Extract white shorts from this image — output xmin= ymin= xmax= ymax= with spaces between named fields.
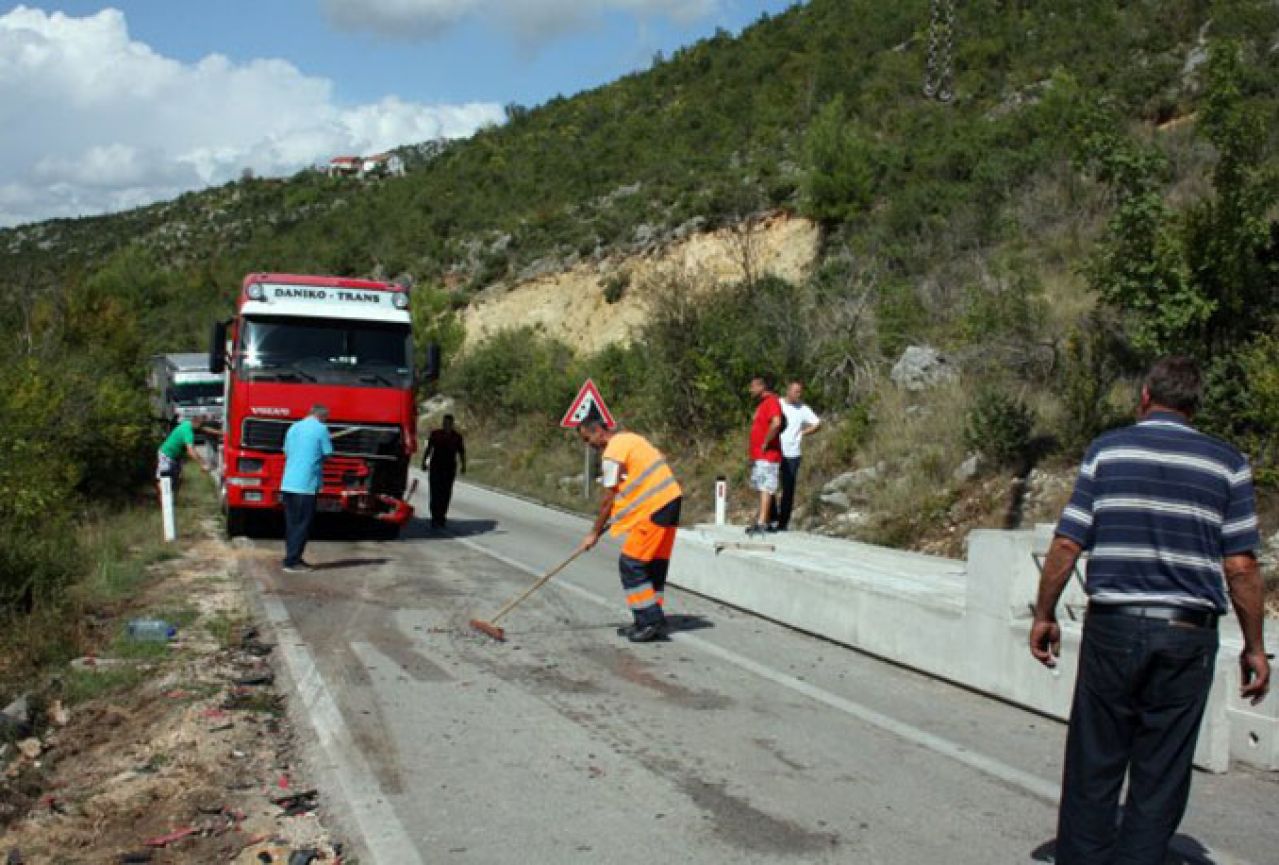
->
xmin=750 ymin=460 xmax=780 ymax=494
xmin=156 ymin=452 xmax=181 ymax=480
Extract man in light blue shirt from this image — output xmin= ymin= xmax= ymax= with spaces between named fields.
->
xmin=281 ymin=404 xmax=332 ymax=572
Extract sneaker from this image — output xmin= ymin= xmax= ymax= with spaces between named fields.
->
xmin=282 ymin=561 xmax=315 ymax=574
xmin=627 ymin=622 xmax=668 ymax=643
xmin=615 ymin=623 xmax=639 ymax=638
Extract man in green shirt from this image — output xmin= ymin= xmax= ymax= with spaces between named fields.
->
xmin=156 ymin=418 xmax=208 ymax=501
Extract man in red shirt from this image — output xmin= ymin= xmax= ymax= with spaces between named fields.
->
xmin=747 ymin=376 xmax=784 ymax=536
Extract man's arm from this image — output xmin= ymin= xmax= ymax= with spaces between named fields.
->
xmin=1225 ymin=553 xmax=1270 ymax=705
xmin=766 ymin=414 xmax=782 ymax=447
xmin=580 ymin=487 xmax=617 ymax=552
xmin=421 ymin=438 xmax=434 ymax=469
xmin=1029 ymin=536 xmax=1083 ymax=667
xmin=184 ymin=443 xmax=207 ymax=471
xmin=458 ymin=436 xmax=467 ymax=474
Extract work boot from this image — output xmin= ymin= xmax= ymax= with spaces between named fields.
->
xmin=627 ymin=622 xmax=668 ymax=643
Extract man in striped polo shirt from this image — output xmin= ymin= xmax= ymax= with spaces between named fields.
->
xmin=1030 ymin=356 xmax=1269 ymax=865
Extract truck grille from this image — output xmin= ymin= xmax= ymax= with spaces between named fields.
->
xmin=241 ymin=419 xmax=401 ymax=461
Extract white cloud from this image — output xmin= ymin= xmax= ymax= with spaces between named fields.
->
xmin=322 ymin=0 xmax=720 ymax=43
xmin=0 ymin=6 xmax=504 ymax=227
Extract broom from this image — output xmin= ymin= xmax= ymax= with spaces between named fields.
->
xmin=469 ymin=546 xmax=589 ymax=642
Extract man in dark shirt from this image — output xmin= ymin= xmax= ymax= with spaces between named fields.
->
xmin=421 ymin=414 xmax=466 ymax=527
xmin=1031 ymin=357 xmax=1269 ymax=865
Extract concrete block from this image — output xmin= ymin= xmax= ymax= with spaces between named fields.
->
xmin=671 ymin=524 xmax=1276 ymax=773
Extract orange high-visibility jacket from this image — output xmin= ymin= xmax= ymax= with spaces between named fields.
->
xmin=602 ymin=432 xmax=682 ymax=536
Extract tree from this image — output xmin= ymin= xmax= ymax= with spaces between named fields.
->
xmin=800 ymin=96 xmax=877 ymax=225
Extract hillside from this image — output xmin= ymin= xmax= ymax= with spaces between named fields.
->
xmin=2 ymin=0 xmax=1279 ymax=629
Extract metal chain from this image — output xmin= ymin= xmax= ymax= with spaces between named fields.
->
xmin=923 ymin=0 xmax=957 ymax=103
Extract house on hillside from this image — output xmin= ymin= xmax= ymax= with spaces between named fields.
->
xmin=326 ymin=153 xmax=405 ymax=179
xmin=328 ymin=156 xmax=362 ymax=177
xmin=361 ymin=153 xmax=406 ymax=178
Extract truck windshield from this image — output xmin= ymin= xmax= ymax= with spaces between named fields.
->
xmin=172 ymin=382 xmax=223 ymax=405
xmin=238 ymin=316 xmax=413 ymax=388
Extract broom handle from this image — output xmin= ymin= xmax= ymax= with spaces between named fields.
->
xmin=489 ymin=548 xmax=587 ymax=625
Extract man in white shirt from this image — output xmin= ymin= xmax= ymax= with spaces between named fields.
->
xmin=774 ymin=381 xmax=821 ymax=531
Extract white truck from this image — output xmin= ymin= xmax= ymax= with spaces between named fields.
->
xmin=149 ymin=352 xmax=225 ymax=440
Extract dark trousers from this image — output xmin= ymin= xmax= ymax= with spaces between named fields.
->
xmin=1056 ymin=612 xmax=1218 ymax=865
xmin=429 ymin=467 xmax=457 ymax=524
xmin=282 ymin=492 xmax=317 ymax=567
xmin=774 ymin=456 xmax=802 ymax=530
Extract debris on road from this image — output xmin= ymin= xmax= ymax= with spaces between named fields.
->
xmin=0 ymin=520 xmax=344 ymax=863
xmin=143 ymin=827 xmax=196 ymax=848
xmin=272 ymin=790 xmax=319 ymax=817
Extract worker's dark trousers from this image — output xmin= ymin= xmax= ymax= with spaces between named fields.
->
xmin=282 ymin=492 xmax=317 ymax=567
xmin=1056 ymin=613 xmax=1218 ymax=865
xmin=429 ymin=467 xmax=456 ymax=524
xmin=774 ymin=457 xmax=802 ymax=530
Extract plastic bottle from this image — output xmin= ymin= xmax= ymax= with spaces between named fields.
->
xmin=126 ymin=618 xmax=177 ymax=642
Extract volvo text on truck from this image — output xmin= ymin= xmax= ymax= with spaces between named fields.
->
xmin=210 ymin=273 xmax=418 ymax=537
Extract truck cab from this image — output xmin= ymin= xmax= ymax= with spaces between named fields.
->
xmin=211 ymin=273 xmax=418 ymax=537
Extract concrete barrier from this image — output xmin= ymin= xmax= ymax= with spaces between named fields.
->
xmin=671 ymin=524 xmax=1278 ymax=773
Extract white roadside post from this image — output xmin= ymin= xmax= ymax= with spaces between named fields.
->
xmin=160 ymin=477 xmax=176 ymax=542
xmin=714 ymin=475 xmax=728 ymax=526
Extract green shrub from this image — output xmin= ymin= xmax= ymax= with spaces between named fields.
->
xmin=1200 ymin=333 xmax=1279 ymax=485
xmin=964 ymin=385 xmax=1035 ymax=468
xmin=1054 ymin=314 xmax=1134 ymax=453
xmin=602 ymin=271 xmax=630 ymax=304
xmin=445 ymin=328 xmax=579 ymax=420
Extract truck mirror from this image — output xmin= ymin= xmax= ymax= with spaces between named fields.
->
xmin=209 ymin=321 xmax=227 ymax=374
xmin=425 ymin=343 xmax=441 ymax=382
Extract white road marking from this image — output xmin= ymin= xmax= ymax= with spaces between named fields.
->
xmin=449 ymin=533 xmax=1258 ymax=865
xmin=260 ymin=594 xmax=425 ymax=865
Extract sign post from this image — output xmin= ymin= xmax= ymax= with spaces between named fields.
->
xmin=560 ymin=379 xmax=617 ymax=500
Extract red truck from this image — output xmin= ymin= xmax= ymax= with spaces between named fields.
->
xmin=210 ymin=273 xmax=419 ymax=537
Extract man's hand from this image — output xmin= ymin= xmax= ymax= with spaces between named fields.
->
xmin=1240 ymin=650 xmax=1271 ymax=706
xmin=1029 ymin=617 xmax=1061 ymax=668
xmin=579 ymin=531 xmax=601 ymax=553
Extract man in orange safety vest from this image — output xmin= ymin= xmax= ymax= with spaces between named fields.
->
xmin=578 ymin=418 xmax=683 ymax=643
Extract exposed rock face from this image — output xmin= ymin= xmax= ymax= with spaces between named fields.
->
xmin=461 ymin=213 xmax=822 ymax=355
xmin=890 ymin=346 xmax=958 ymax=392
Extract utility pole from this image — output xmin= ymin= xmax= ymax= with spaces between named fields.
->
xmin=923 ymin=0 xmax=957 ymax=103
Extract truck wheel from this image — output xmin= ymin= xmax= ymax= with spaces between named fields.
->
xmin=370 ymin=520 xmax=401 ymax=541
xmin=225 ymin=507 xmax=249 ymax=538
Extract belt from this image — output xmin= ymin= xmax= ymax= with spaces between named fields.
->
xmin=1087 ymin=603 xmax=1218 ymax=629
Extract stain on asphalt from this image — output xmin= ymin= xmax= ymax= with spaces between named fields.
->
xmin=584 ymin=647 xmax=733 ymax=711
xmin=753 ymin=737 xmax=810 ymax=772
xmin=525 ymin=666 xmax=603 ymax=695
xmin=667 ymin=763 xmax=840 ymax=855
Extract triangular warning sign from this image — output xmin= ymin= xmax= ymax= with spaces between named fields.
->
xmin=560 ymin=379 xmax=617 ymax=429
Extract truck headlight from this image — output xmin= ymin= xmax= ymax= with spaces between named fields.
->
xmin=246 ymin=284 xmax=265 ymax=301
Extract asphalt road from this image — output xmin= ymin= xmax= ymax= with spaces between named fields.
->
xmin=241 ymin=479 xmax=1278 ymax=865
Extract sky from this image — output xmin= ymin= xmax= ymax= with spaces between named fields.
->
xmin=0 ymin=1 xmax=798 ymax=228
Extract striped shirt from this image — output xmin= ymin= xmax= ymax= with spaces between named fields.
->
xmin=1056 ymin=411 xmax=1260 ymax=613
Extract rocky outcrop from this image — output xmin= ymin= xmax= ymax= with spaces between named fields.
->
xmin=461 ymin=213 xmax=822 ymax=355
